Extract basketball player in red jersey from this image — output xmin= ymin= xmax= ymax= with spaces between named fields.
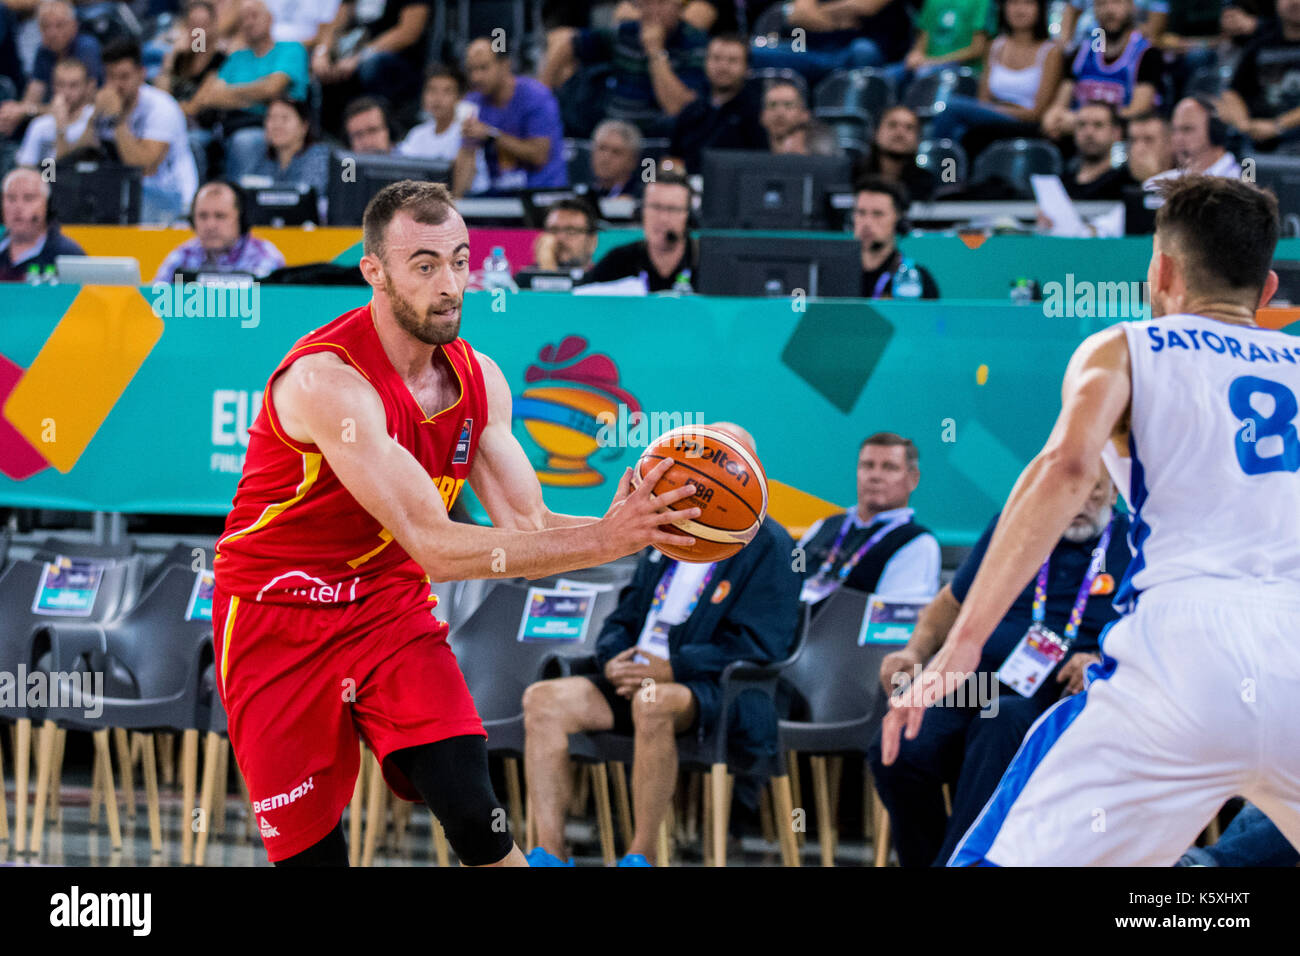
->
xmin=212 ymin=181 xmax=700 ymax=866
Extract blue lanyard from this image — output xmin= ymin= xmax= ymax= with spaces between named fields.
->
xmin=813 ymin=513 xmax=911 ymax=583
xmin=1031 ymin=520 xmax=1113 ymax=643
xmin=651 ymin=561 xmax=715 ymax=620
xmin=871 ymin=269 xmax=893 ymax=299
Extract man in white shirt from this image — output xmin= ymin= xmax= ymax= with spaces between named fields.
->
xmin=15 ymin=56 xmax=95 ymax=167
xmin=89 ymin=39 xmax=198 ymax=224
xmin=263 ymin=0 xmax=339 ymax=47
xmin=396 ymin=64 xmax=487 ymax=191
xmin=796 ymin=432 xmax=940 ymax=609
xmin=1148 ymin=95 xmax=1241 ymax=185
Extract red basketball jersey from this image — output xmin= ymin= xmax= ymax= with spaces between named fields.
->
xmin=214 ymin=304 xmax=487 ymax=604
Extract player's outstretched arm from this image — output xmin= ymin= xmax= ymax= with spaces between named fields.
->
xmin=274 ymin=352 xmax=701 ymax=582
xmin=468 ymin=349 xmax=607 ymax=531
xmin=880 ymin=326 xmax=1131 ymax=765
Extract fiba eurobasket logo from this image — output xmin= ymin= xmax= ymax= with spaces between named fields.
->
xmin=513 ymin=336 xmax=640 ymax=487
xmin=0 ymin=288 xmax=162 ymax=481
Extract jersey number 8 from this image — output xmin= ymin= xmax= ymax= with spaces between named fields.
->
xmin=1230 ymin=375 xmax=1300 ymax=476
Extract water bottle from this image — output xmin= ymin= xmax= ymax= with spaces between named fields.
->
xmin=1010 ymin=277 xmax=1033 ymax=305
xmin=671 ymin=269 xmax=693 ymax=294
xmin=25 ymin=263 xmax=41 ymax=286
xmin=42 ymin=264 xmax=58 ymax=285
xmin=481 ymin=246 xmax=518 ymax=293
xmin=891 ymin=258 xmax=923 ymax=299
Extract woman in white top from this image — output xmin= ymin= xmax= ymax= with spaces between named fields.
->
xmin=928 ymin=0 xmax=1063 ymax=150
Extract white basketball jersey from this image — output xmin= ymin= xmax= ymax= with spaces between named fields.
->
xmin=1104 ymin=315 xmax=1300 ymax=609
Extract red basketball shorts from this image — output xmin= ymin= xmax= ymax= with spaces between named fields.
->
xmin=212 ymin=581 xmax=484 ymax=861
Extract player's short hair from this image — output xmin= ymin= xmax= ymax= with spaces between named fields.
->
xmin=860 ymin=432 xmax=918 ymax=469
xmin=363 ymin=180 xmax=457 ymax=263
xmin=1153 ymin=175 xmax=1279 ymax=297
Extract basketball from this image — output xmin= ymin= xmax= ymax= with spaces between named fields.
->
xmin=632 ymin=425 xmax=769 ymax=563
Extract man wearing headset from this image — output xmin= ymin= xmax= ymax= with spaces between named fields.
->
xmin=153 ymin=180 xmax=285 ymax=282
xmin=581 ymin=162 xmax=698 ymax=292
xmin=0 ymin=167 xmax=85 ymax=281
xmin=1150 ymin=96 xmax=1240 ymax=183
xmin=853 ymin=176 xmax=940 ymax=300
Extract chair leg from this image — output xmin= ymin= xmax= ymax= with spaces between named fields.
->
xmin=657 ymin=816 xmax=671 ymax=867
xmin=348 ymin=743 xmax=366 ymax=867
xmin=871 ymin=785 xmax=891 ymax=868
xmin=194 ymin=731 xmax=222 ymax=866
xmin=92 ymin=729 xmax=123 ymax=851
xmin=28 ymin=719 xmax=58 ymax=855
xmin=14 ymin=718 xmax=30 ymax=854
xmin=609 ymin=760 xmax=634 ymax=852
xmin=212 ymin=741 xmax=229 ymax=835
xmin=431 ymin=813 xmax=450 ymax=867
xmin=827 ymin=755 xmax=843 ymax=832
xmin=524 ymin=793 xmax=537 ymax=853
xmin=503 ymin=756 xmax=524 ymax=841
xmin=113 ymin=727 xmax=135 ymax=820
xmin=809 ymin=755 xmax=835 ymax=867
xmin=710 ymin=763 xmax=728 ymax=867
xmin=179 ymin=729 xmax=198 ymax=865
xmin=137 ymin=732 xmax=163 ymax=853
xmin=683 ymin=772 xmax=700 ymax=844
xmin=771 ymin=774 xmax=801 ymax=867
xmin=158 ymin=732 xmax=176 ymax=787
xmin=568 ymin=763 xmax=590 ymax=817
xmin=701 ymin=773 xmax=713 ymax=866
xmin=50 ymin=729 xmax=66 ymax=823
xmin=361 ymin=749 xmax=387 ymax=867
xmin=788 ymin=751 xmax=806 ymax=847
xmin=0 ymin=729 xmax=9 ymax=843
xmin=590 ymin=763 xmax=616 ymax=866
xmin=758 ymin=786 xmax=776 ymax=844
xmin=88 ymin=744 xmax=103 ymax=826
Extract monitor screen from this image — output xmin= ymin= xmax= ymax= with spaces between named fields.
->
xmin=694 ymin=232 xmax=862 ymax=297
xmin=699 ymin=150 xmax=851 ymax=230
xmin=326 ymin=151 xmax=453 ymax=226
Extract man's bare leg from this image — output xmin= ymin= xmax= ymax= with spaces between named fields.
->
xmin=522 ymin=677 xmax=615 ymax=860
xmin=626 ymin=684 xmax=696 ymax=862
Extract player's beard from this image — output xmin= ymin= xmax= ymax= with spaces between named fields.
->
xmin=384 ymin=273 xmax=461 ymax=345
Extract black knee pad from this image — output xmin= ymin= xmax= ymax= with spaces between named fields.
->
xmin=273 ymin=820 xmax=349 ymax=867
xmin=390 ymin=735 xmax=515 ymax=866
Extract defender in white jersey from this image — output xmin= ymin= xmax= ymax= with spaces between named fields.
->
xmin=881 ymin=175 xmax=1300 ymax=865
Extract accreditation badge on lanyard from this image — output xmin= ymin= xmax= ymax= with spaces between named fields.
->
xmin=996 ymin=521 xmax=1112 ymax=697
xmin=634 ymin=562 xmax=715 ymax=663
xmin=799 ymin=513 xmax=910 ymax=604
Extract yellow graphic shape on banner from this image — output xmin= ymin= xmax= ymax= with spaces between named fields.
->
xmin=4 ymin=286 xmax=163 ymax=473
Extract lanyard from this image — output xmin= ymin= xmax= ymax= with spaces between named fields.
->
xmin=871 ymin=269 xmax=893 ymax=299
xmin=1031 ymin=519 xmax=1113 ymax=643
xmin=814 ymin=512 xmax=911 ymax=584
xmin=651 ymin=560 xmax=715 ymax=621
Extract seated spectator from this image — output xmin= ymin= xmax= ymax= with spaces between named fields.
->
xmin=87 ymin=39 xmax=198 ymax=224
xmin=185 ymin=0 xmax=310 ymax=180
xmin=889 ymin=0 xmax=994 ymax=92
xmin=520 ymin=423 xmax=801 ymax=866
xmin=853 ymin=177 xmax=940 ymax=299
xmin=668 ymin=33 xmax=766 ymax=170
xmin=542 ymin=0 xmax=708 ymax=136
xmin=343 ymin=95 xmax=394 ymax=153
xmin=855 ymin=105 xmax=936 ymax=203
xmin=154 ymin=179 xmax=285 ymax=281
xmin=748 ymin=0 xmax=914 ymax=85
xmin=154 ymin=1 xmax=227 ymax=107
xmin=1041 ymin=0 xmax=1161 ymax=141
xmin=454 ymin=38 xmax=567 ymax=196
xmin=1151 ymin=96 xmax=1240 ymax=180
xmin=243 ymin=95 xmax=329 ymax=196
xmin=581 ymin=164 xmax=696 ymax=292
xmin=1126 ymin=109 xmax=1175 ymax=184
xmin=1219 ymin=1 xmax=1300 ymax=150
xmin=929 ymin=0 xmax=1065 ymax=156
xmin=760 ymin=77 xmax=836 ymax=156
xmin=261 ymin=0 xmax=339 ymax=49
xmin=526 ymin=196 xmax=600 ymax=276
xmin=0 ymin=0 xmax=101 ymax=136
xmin=15 ymin=55 xmax=95 ymax=166
xmin=0 ymin=166 xmax=85 ymax=281
xmin=1144 ymin=0 xmax=1226 ymax=86
xmin=1221 ymin=2 xmax=1271 ymax=46
xmin=311 ymin=0 xmax=430 ymax=135
xmin=1177 ymin=803 xmax=1300 ymax=867
xmin=797 ymin=433 xmax=940 ymax=611
xmin=0 ymin=4 xmax=23 ymax=101
xmin=397 ymin=65 xmax=472 ymax=162
xmin=578 ymin=118 xmax=644 ymax=200
xmin=867 ymin=467 xmax=1131 ymax=867
xmin=1060 ymin=101 xmax=1134 ymax=199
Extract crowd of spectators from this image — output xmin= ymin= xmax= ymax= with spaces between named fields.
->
xmin=0 ymin=0 xmax=1296 ymax=277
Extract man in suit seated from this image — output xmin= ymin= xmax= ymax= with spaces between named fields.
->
xmin=521 ymin=423 xmax=802 ymax=866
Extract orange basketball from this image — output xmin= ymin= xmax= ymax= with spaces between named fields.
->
xmin=632 ymin=425 xmax=768 ymax=563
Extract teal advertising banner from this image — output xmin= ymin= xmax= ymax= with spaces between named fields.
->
xmin=3 ymin=285 xmax=1296 ymax=544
